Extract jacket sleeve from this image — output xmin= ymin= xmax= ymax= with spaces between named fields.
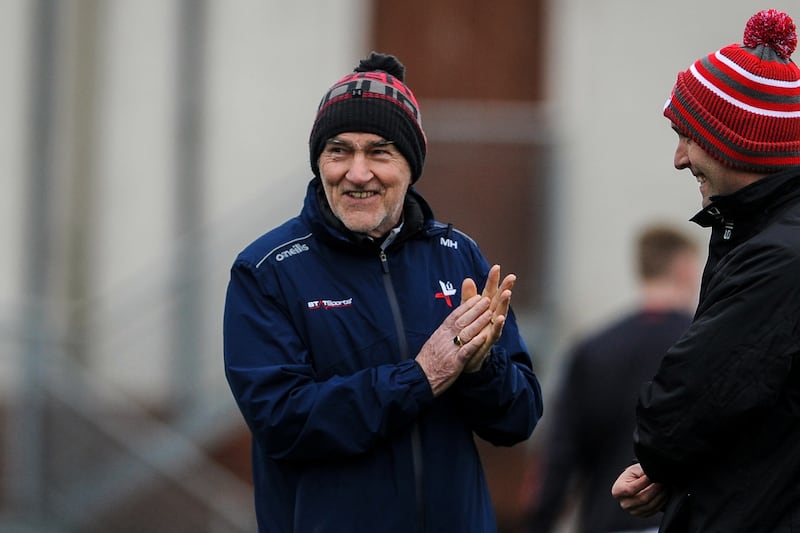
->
xmin=223 ymin=261 xmax=435 ymax=462
xmin=634 ymin=241 xmax=800 ymax=483
xmin=449 ymin=305 xmax=543 ymax=446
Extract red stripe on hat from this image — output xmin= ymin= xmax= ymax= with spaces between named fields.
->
xmin=696 ymin=51 xmax=800 ymax=114
xmin=667 ymin=77 xmax=800 ymax=170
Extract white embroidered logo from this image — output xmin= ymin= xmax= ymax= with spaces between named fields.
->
xmin=440 ymin=237 xmax=458 ymax=249
xmin=307 ymin=298 xmax=353 ymax=310
xmin=276 ymin=243 xmax=309 ymax=261
xmin=434 ymin=280 xmax=457 ymax=307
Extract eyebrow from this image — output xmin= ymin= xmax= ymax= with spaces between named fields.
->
xmin=325 ymin=138 xmax=396 ymax=149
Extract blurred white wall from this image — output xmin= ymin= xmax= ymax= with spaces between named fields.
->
xmin=0 ymin=0 xmax=370 ymax=402
xmin=0 ymin=1 xmax=30 ymax=397
xmin=89 ymin=0 xmax=372 ymax=401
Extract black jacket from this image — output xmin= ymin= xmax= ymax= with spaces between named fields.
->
xmin=635 ymin=167 xmax=800 ymax=533
xmin=529 ymin=310 xmax=691 ymax=533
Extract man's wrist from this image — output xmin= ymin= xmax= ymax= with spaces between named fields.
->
xmin=463 ymin=346 xmax=494 ymax=374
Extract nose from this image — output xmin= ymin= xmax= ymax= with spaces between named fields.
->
xmin=345 ymin=153 xmax=373 ymax=183
xmin=674 ymin=137 xmax=690 ymax=170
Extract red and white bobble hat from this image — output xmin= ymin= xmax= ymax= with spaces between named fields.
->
xmin=664 ymin=9 xmax=800 ymax=172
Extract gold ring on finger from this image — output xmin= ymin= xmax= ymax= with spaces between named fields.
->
xmin=453 ymin=335 xmax=463 ymax=347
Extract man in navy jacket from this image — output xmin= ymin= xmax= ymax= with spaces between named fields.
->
xmin=223 ymin=52 xmax=543 ymax=532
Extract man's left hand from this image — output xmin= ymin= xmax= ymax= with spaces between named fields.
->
xmin=460 ymin=264 xmax=515 ymax=373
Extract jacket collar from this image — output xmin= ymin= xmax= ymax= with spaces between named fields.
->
xmin=688 ymin=167 xmax=800 ymax=304
xmin=691 ymin=166 xmax=800 ymax=230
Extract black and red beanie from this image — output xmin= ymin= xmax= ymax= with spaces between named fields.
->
xmin=309 ymin=52 xmax=427 ymax=182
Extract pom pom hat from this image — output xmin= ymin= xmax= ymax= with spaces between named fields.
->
xmin=663 ymin=9 xmax=800 ymax=172
xmin=309 ymin=52 xmax=427 ymax=182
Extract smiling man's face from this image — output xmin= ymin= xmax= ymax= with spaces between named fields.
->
xmin=318 ymin=132 xmax=412 ymax=238
xmin=671 ymin=126 xmax=762 ymax=207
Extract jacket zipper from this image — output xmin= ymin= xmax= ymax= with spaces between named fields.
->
xmin=379 ymin=249 xmax=425 ymax=533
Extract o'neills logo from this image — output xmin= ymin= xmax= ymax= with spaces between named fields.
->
xmin=275 ymin=243 xmax=309 ymax=261
xmin=307 ymin=298 xmax=353 ymax=310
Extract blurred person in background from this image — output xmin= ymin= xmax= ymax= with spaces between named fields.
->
xmin=223 ymin=52 xmax=543 ymax=533
xmin=525 ymin=224 xmax=700 ymax=533
xmin=612 ymin=9 xmax=800 ymax=533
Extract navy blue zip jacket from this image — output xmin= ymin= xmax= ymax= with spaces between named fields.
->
xmin=224 ymin=178 xmax=543 ymax=532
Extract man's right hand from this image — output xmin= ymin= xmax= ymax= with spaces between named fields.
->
xmin=415 ymin=294 xmax=492 ymax=396
xmin=611 ymin=463 xmax=668 ymax=517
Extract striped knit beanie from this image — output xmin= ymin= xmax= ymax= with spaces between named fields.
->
xmin=663 ymin=9 xmax=800 ymax=172
xmin=309 ymin=52 xmax=427 ymax=182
